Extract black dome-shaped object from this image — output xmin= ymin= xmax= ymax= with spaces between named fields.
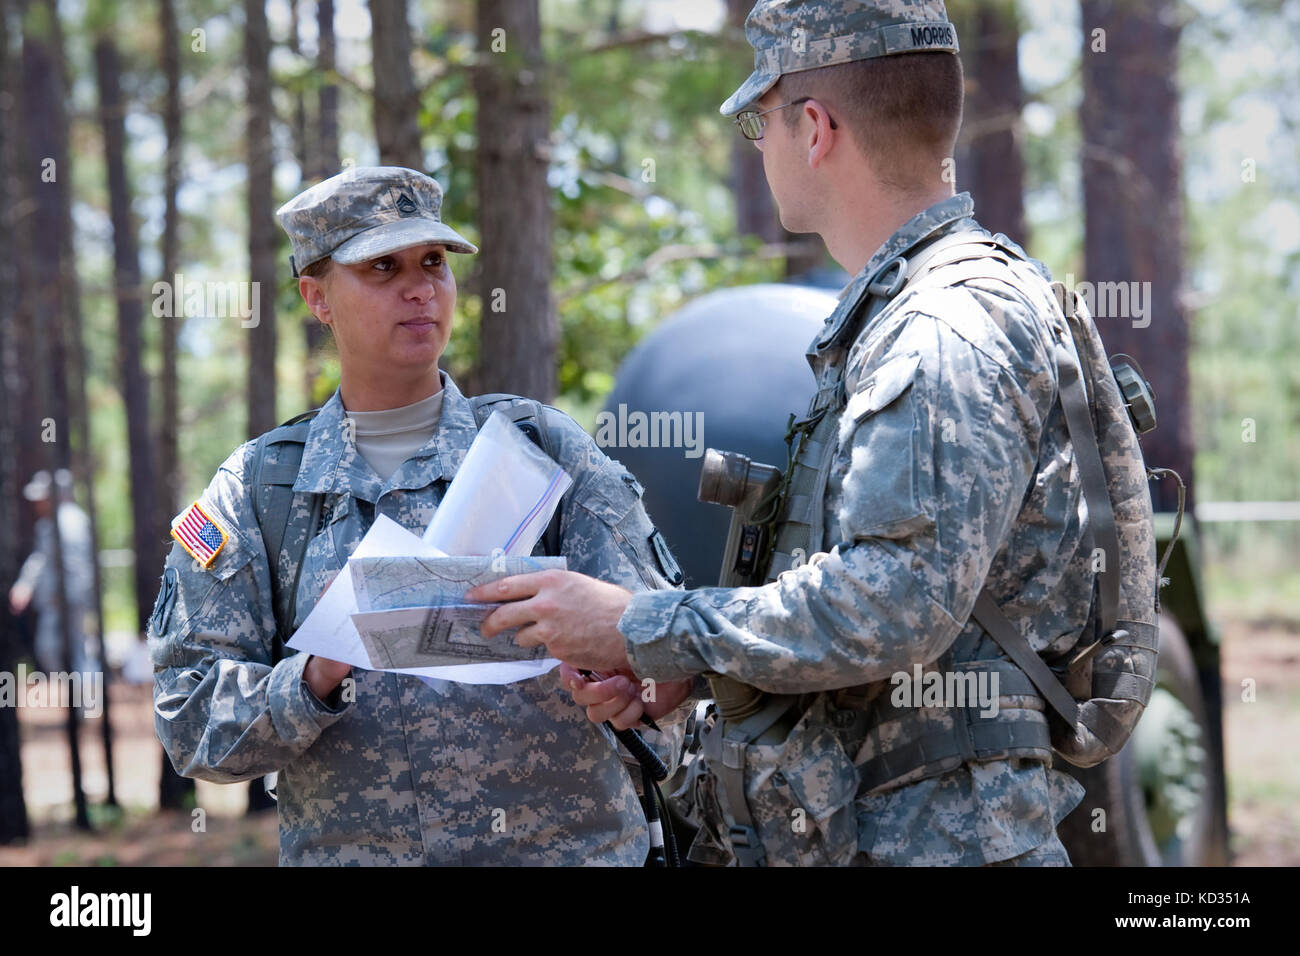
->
xmin=601 ymin=283 xmax=836 ymax=587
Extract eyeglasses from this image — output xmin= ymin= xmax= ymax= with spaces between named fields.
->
xmin=733 ymin=97 xmax=837 ymax=141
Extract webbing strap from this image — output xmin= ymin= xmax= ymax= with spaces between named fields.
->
xmin=865 ymin=664 xmax=1040 ymax=721
xmin=902 ymin=235 xmax=1011 ymax=279
xmin=252 ymin=420 xmax=319 ymax=660
xmin=851 ymin=663 xmax=1054 ymax=796
xmin=940 ymin=253 xmax=1120 ymax=728
xmin=804 ymin=235 xmax=1015 ymax=552
xmin=782 ymin=494 xmax=815 ymax=524
xmin=701 ymin=693 xmax=800 ymax=866
xmin=940 ymin=650 xmax=978 ymax=765
xmin=972 ymin=592 xmax=1079 ymax=725
xmin=748 ymin=232 xmax=1085 ymax=806
xmin=758 ymin=235 xmax=993 ymax=589
xmin=857 ymin=717 xmax=1052 ymax=795
xmin=766 ymin=551 xmax=798 ymax=577
xmin=1055 ymin=343 xmax=1122 ymax=637
xmin=1094 ymin=670 xmax=1156 ymax=703
xmin=914 ymin=246 xmax=1116 ymax=728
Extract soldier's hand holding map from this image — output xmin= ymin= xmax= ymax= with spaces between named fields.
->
xmin=349 ymin=554 xmax=566 ymax=669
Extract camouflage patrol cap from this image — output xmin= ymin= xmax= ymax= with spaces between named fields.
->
xmin=275 ymin=166 xmax=477 ymax=276
xmin=720 ymin=0 xmax=959 ymax=116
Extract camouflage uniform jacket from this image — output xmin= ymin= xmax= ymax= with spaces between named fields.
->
xmin=150 ymin=373 xmax=682 ymax=865
xmin=620 ymin=194 xmax=1088 ymax=865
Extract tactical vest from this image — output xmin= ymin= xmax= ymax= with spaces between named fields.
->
xmin=698 ymin=229 xmax=1163 ymax=865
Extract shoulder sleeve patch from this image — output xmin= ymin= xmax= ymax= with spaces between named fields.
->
xmin=170 ymin=500 xmax=230 ymax=570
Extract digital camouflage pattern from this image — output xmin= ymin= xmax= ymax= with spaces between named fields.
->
xmin=621 ymin=193 xmax=1094 ymax=865
xmin=149 ymin=373 xmax=685 ymax=865
xmin=720 ymin=0 xmax=959 ymax=115
xmin=275 ymin=166 xmax=478 ymax=274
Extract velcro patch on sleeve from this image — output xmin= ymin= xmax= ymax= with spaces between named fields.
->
xmin=842 ymin=351 xmax=922 ymax=443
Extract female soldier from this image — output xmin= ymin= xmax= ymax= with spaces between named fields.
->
xmin=150 ymin=166 xmax=686 ymax=865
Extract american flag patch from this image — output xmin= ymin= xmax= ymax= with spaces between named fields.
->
xmin=171 ymin=501 xmax=229 ymax=569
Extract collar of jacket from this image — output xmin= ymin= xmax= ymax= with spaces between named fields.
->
xmin=291 ymin=370 xmax=481 ymax=500
xmin=810 ymin=191 xmax=977 ymax=356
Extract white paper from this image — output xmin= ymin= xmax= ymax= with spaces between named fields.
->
xmin=286 ymin=514 xmax=442 ymax=669
xmin=423 ymin=410 xmax=573 ymax=557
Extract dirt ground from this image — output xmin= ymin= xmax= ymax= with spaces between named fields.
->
xmin=0 ymin=681 xmax=280 ymax=866
xmin=1 ymin=616 xmax=1296 ymax=867
xmin=1217 ymin=617 xmax=1300 ymax=866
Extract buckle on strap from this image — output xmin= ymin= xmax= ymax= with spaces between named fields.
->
xmin=698 ymin=717 xmax=756 ymax=770
xmin=728 ymin=825 xmax=767 ymax=867
xmin=684 ymin=700 xmax=715 ymax=756
xmin=699 ymin=712 xmax=772 ymax=867
xmin=721 ymin=738 xmax=746 ymax=770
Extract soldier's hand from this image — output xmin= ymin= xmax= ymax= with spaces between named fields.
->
xmin=467 ymin=570 xmax=633 ymax=671
xmin=558 ymin=663 xmax=694 ymax=731
xmin=303 ymin=655 xmax=351 ymax=704
xmin=8 ymin=582 xmax=32 ymax=615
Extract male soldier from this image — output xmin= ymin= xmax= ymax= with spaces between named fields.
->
xmin=473 ymin=0 xmax=1117 ymax=866
xmin=10 ymin=470 xmax=97 ymax=676
xmin=149 ymin=166 xmax=684 ymax=865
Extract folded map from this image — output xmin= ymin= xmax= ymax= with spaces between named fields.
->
xmin=348 ymin=555 xmax=566 ymax=669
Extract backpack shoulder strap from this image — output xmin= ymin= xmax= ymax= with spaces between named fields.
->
xmin=469 ymin=393 xmax=564 ymax=557
xmin=964 ymin=253 xmax=1124 ymax=725
xmin=469 ymin=392 xmax=555 ymax=455
xmin=251 ymin=409 xmax=322 ymax=661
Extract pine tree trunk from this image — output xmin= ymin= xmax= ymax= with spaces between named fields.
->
xmin=287 ymin=0 xmax=308 ymax=174
xmin=956 ymin=0 xmax=1027 ymax=241
xmin=726 ymin=0 xmax=780 ymax=245
xmin=159 ymin=0 xmax=181 ymax=523
xmin=473 ymin=0 xmax=557 ymax=402
xmin=723 ymin=0 xmax=820 ymax=278
xmin=1080 ymin=0 xmax=1192 ymax=511
xmin=246 ymin=0 xmax=278 ymax=438
xmin=20 ymin=0 xmax=88 ymax=830
xmin=316 ymin=0 xmax=340 ymax=179
xmin=0 ymin=0 xmax=29 ymax=845
xmin=370 ymin=0 xmax=423 ymax=168
xmin=302 ymin=0 xmax=339 ymax=406
xmin=96 ymin=34 xmax=159 ymax=638
xmin=155 ymin=0 xmax=194 ymax=811
xmin=246 ymin=0 xmax=281 ymax=814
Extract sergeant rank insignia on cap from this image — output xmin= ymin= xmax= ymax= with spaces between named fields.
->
xmin=171 ymin=500 xmax=229 ymax=569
